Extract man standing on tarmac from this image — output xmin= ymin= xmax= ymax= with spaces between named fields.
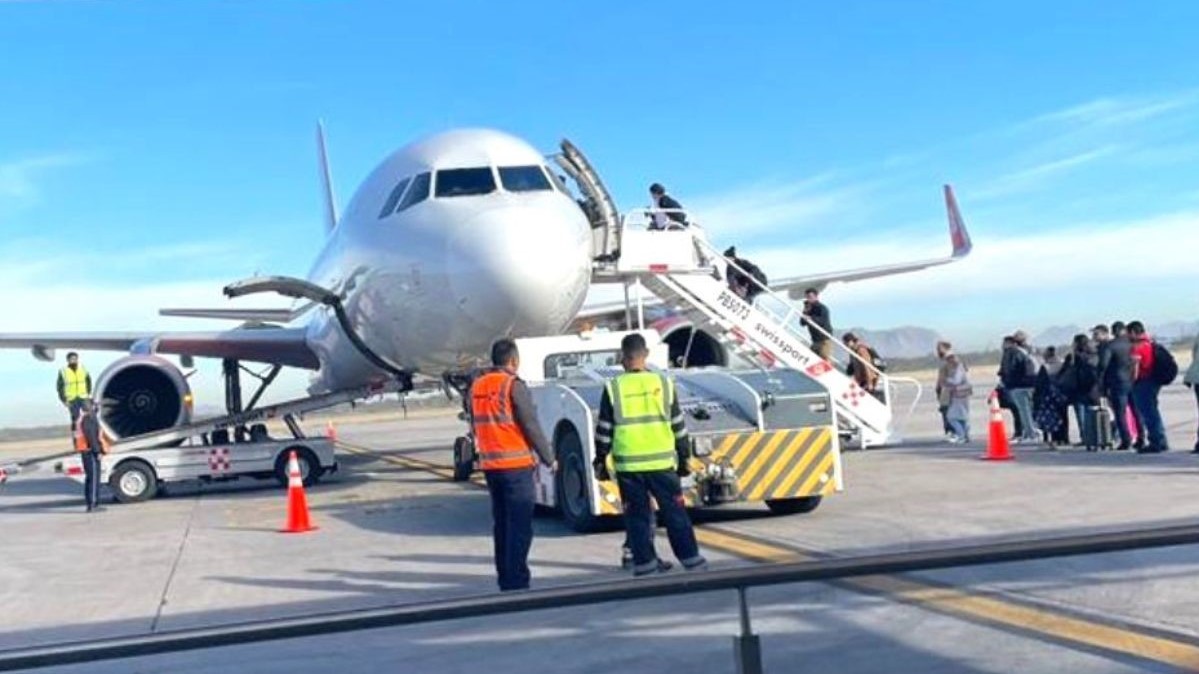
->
xmin=593 ymin=333 xmax=707 ymax=576
xmin=74 ymin=398 xmax=107 ymax=512
xmin=1129 ymin=321 xmax=1169 ymax=453
xmin=469 ymin=339 xmax=555 ymax=592
xmin=57 ymin=351 xmax=91 ymax=427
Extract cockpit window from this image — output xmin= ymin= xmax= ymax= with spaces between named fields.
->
xmin=396 ymin=172 xmax=431 ymax=212
xmin=499 ymin=165 xmax=552 ymax=193
xmin=434 ymin=167 xmax=496 ymax=198
xmin=378 ymin=177 xmax=411 ymax=219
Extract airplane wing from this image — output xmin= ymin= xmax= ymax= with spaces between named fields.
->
xmin=569 ymin=185 xmax=972 ymax=329
xmin=0 ymin=327 xmax=319 ymax=369
xmin=769 ymin=184 xmax=972 ymax=298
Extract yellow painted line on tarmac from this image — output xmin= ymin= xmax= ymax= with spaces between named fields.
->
xmin=337 ymin=439 xmax=1199 ymax=670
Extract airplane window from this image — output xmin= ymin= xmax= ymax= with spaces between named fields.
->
xmin=434 ymin=167 xmax=496 ymax=198
xmin=499 ymin=165 xmax=552 ymax=192
xmin=378 ymin=177 xmax=411 ymax=219
xmin=396 ymin=172 xmax=431 ymax=212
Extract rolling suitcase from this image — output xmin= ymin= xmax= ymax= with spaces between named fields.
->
xmin=1084 ymin=405 xmax=1113 ymax=451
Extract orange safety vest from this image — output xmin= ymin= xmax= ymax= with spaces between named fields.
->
xmin=74 ymin=414 xmax=110 ymax=454
xmin=470 ymin=370 xmax=535 ymax=471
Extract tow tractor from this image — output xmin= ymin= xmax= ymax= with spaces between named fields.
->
xmin=449 ymin=328 xmax=843 ymax=532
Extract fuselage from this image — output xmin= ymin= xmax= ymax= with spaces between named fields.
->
xmin=302 ymin=129 xmax=593 ymax=392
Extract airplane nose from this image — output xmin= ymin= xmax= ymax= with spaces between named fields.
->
xmin=447 ymin=202 xmax=592 ymax=336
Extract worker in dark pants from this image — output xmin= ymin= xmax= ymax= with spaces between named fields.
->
xmin=594 ymin=333 xmax=707 ymax=576
xmin=74 ymin=399 xmax=107 ymax=512
xmin=469 ymin=339 xmax=555 ymax=592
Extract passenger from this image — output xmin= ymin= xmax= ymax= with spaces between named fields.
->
xmin=647 ymin=183 xmax=688 ymax=230
xmin=1184 ymin=337 xmax=1199 ymax=453
xmin=842 ymin=332 xmax=881 ymax=401
xmin=57 ymin=351 xmax=92 ymax=430
xmin=1032 ymin=351 xmax=1069 ymax=450
xmin=722 ymin=246 xmax=768 ymax=303
xmin=593 ymin=333 xmax=706 ymax=576
xmin=999 ymin=335 xmax=1038 ymax=443
xmin=935 ymin=341 xmax=957 ymax=440
xmin=1099 ymin=321 xmax=1140 ymax=450
xmin=74 ymin=398 xmax=108 ymax=512
xmin=1129 ymin=321 xmax=1169 ymax=453
xmin=1058 ymin=334 xmax=1102 ymax=449
xmin=469 ymin=339 xmax=556 ymax=592
xmin=943 ymin=353 xmax=973 ymax=444
xmin=800 ymin=288 xmax=833 ymax=361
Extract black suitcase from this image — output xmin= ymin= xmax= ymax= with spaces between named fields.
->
xmin=1084 ymin=405 xmax=1113 ymax=451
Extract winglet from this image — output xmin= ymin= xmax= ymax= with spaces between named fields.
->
xmin=317 ymin=120 xmax=339 ymax=233
xmin=944 ymin=184 xmax=972 ymax=258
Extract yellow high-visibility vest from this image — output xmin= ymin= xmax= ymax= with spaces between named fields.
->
xmin=61 ymin=366 xmax=90 ymax=402
xmin=606 ymin=371 xmax=677 ymax=473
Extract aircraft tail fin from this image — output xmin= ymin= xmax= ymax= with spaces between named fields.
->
xmin=316 ymin=120 xmax=339 ymax=233
xmin=944 ymin=184 xmax=972 ymax=257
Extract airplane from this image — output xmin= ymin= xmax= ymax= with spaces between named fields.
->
xmin=0 ymin=126 xmax=972 ymax=442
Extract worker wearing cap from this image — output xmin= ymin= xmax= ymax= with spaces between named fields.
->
xmin=593 ymin=333 xmax=706 ymax=576
xmin=74 ymin=398 xmax=108 ymax=512
xmin=469 ymin=339 xmax=555 ymax=592
xmin=57 ymin=351 xmax=92 ymax=427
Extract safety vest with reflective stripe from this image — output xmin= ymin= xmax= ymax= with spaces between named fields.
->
xmin=607 ymin=371 xmax=677 ymax=473
xmin=470 ymin=370 xmax=535 ymax=471
xmin=61 ymin=366 xmax=90 ymax=402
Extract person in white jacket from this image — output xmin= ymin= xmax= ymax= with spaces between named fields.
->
xmin=944 ymin=353 xmax=973 ymax=444
xmin=1184 ymin=340 xmax=1199 ymax=453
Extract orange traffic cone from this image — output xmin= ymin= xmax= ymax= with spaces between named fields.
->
xmin=281 ymin=450 xmax=317 ymax=533
xmin=982 ymin=392 xmax=1013 ymax=461
xmin=325 ymin=420 xmax=337 ymax=442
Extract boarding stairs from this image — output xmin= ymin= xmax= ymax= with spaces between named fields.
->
xmin=607 ymin=219 xmax=895 ymax=447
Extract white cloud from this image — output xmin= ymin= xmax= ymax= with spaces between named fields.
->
xmin=1030 ymin=91 xmax=1198 ymax=129
xmin=971 ymin=146 xmax=1120 ymax=200
xmin=684 ymin=174 xmax=871 ymax=240
xmin=0 ymin=242 xmax=307 ymax=427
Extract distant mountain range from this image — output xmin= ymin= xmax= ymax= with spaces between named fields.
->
xmin=1034 ymin=321 xmax=1199 ymax=347
xmin=844 ymin=326 xmax=943 ymax=359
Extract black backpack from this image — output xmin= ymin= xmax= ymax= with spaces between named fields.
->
xmin=1151 ymin=342 xmax=1179 ymax=385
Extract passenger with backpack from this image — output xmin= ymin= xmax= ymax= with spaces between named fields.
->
xmin=1128 ymin=321 xmax=1174 ymax=453
xmin=843 ymin=332 xmax=885 ymax=401
xmin=1057 ymin=334 xmax=1104 ymax=449
xmin=722 ymin=247 xmax=768 ymax=303
xmin=999 ymin=335 xmax=1038 ymax=443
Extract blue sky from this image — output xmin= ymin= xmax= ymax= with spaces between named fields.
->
xmin=1 ymin=0 xmax=1198 ymax=425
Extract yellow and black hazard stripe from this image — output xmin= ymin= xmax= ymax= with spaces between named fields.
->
xmin=595 ymin=479 xmax=622 ymax=514
xmin=707 ymin=427 xmax=837 ymax=501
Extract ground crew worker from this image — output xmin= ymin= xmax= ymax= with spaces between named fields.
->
xmin=469 ymin=339 xmax=555 ymax=592
xmin=75 ymin=398 xmax=107 ymax=512
xmin=593 ymin=333 xmax=707 ymax=576
xmin=57 ymin=351 xmax=92 ymax=426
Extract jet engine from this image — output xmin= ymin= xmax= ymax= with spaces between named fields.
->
xmin=651 ymin=317 xmax=729 ymax=369
xmin=94 ymin=355 xmax=192 ymax=439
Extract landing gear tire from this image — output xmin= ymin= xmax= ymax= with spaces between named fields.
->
xmin=765 ymin=496 xmax=822 ymax=515
xmin=555 ymin=429 xmax=601 ymax=533
xmin=452 ymin=436 xmax=474 ymax=482
xmin=274 ymin=446 xmax=321 ymax=488
xmin=110 ymin=461 xmax=159 ymax=503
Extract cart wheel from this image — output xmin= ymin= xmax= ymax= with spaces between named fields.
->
xmin=765 ymin=496 xmax=822 ymax=515
xmin=274 ymin=446 xmax=321 ymax=488
xmin=452 ymin=436 xmax=474 ymax=482
xmin=110 ymin=460 xmax=159 ymax=504
xmin=555 ymin=428 xmax=601 ymax=533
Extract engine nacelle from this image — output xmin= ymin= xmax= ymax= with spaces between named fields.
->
xmin=95 ymin=356 xmax=192 ymax=439
xmin=650 ymin=316 xmax=729 ymax=369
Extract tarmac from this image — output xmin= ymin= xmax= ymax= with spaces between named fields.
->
xmin=2 ymin=382 xmax=1199 ymax=672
